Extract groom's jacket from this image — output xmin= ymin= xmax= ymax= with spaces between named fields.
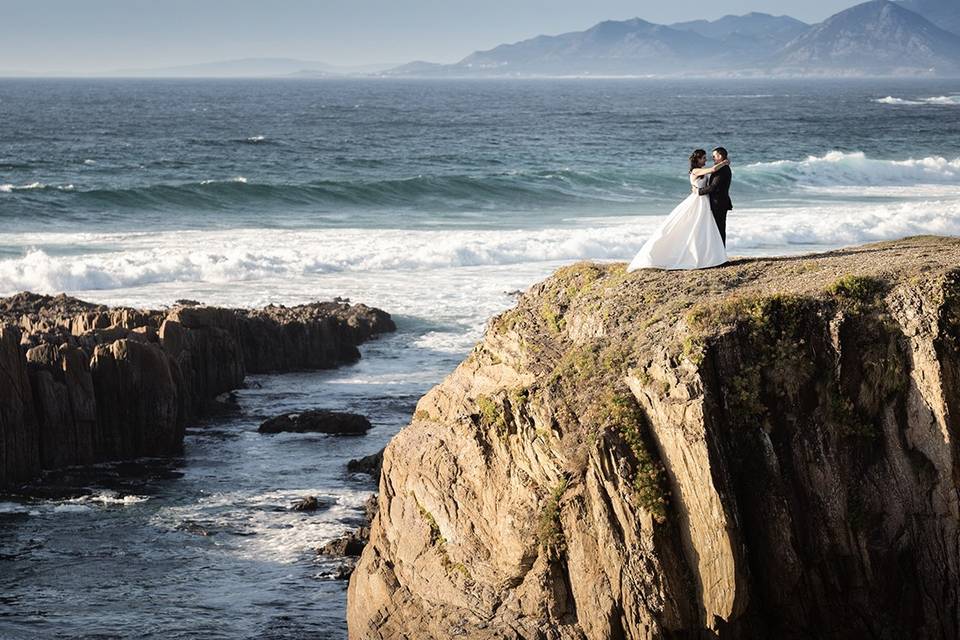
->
xmin=699 ymin=165 xmax=733 ymax=214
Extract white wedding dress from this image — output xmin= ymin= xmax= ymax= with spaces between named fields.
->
xmin=627 ymin=173 xmax=727 ymax=271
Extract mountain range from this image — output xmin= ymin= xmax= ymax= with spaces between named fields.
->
xmin=385 ymin=0 xmax=960 ymax=77
xmin=13 ymin=0 xmax=957 ymax=78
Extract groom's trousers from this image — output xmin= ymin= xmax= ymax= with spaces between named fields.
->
xmin=713 ymin=209 xmax=728 ymax=246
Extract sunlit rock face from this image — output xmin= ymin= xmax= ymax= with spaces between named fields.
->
xmin=349 ymin=236 xmax=960 ymax=640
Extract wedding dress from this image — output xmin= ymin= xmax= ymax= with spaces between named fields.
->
xmin=627 ymin=173 xmax=727 ymax=271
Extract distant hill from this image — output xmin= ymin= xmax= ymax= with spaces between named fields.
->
xmin=898 ymin=0 xmax=960 ymax=36
xmin=430 ymin=19 xmax=716 ymax=76
xmin=670 ymin=12 xmax=809 ymax=59
xmin=775 ymin=0 xmax=960 ymax=74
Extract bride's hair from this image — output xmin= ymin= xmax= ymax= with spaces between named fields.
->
xmin=689 ymin=149 xmax=707 ymax=173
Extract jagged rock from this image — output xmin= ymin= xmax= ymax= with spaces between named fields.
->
xmin=317 ymin=492 xmax=380 ymax=583
xmin=363 ymin=494 xmax=379 ymax=523
xmin=347 ymin=448 xmax=385 ymax=477
xmin=318 ymin=531 xmax=367 ymax=557
xmin=349 ymin=237 xmax=960 ymax=640
xmin=332 ymin=562 xmax=358 ymax=580
xmin=292 ymin=495 xmax=321 ymax=512
xmin=0 ymin=293 xmax=395 ymax=486
xmin=259 ymin=410 xmax=372 ymax=435
xmin=238 ymin=302 xmax=396 ymax=373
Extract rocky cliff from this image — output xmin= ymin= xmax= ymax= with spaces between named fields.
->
xmin=0 ymin=294 xmax=394 ymax=486
xmin=348 ymin=236 xmax=960 ymax=639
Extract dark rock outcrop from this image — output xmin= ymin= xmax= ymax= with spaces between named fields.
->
xmin=318 ymin=531 xmax=367 ymax=557
xmin=292 ymin=495 xmax=322 ymax=512
xmin=259 ymin=410 xmax=373 ymax=435
xmin=318 ymin=494 xmax=381 ymax=581
xmin=0 ymin=294 xmax=394 ymax=486
xmin=347 ymin=448 xmax=385 ymax=477
xmin=349 ymin=236 xmax=960 ymax=639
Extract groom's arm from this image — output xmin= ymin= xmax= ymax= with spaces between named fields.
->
xmin=699 ymin=167 xmax=731 ymax=196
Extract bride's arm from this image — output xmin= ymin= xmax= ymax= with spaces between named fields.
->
xmin=690 ymin=160 xmax=729 ymax=177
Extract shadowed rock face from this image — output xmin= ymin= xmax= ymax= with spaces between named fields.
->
xmin=348 ymin=236 xmax=960 ymax=640
xmin=0 ymin=295 xmax=395 ymax=486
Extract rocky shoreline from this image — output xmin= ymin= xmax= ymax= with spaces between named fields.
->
xmin=0 ymin=292 xmax=395 ymax=487
xmin=348 ymin=236 xmax=960 ymax=639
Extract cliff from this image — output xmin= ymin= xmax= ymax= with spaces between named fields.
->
xmin=0 ymin=294 xmax=395 ymax=486
xmin=348 ymin=236 xmax=960 ymax=639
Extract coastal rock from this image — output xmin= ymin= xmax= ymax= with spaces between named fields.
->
xmin=349 ymin=237 xmax=960 ymax=639
xmin=292 ymin=495 xmax=322 ymax=512
xmin=318 ymin=531 xmax=368 ymax=557
xmin=0 ymin=325 xmax=39 ymax=485
xmin=347 ymin=448 xmax=385 ymax=477
xmin=238 ymin=302 xmax=396 ymax=373
xmin=0 ymin=294 xmax=395 ymax=486
xmin=259 ymin=410 xmax=373 ymax=435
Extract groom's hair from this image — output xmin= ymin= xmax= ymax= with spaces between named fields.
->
xmin=713 ymin=147 xmax=728 ymax=160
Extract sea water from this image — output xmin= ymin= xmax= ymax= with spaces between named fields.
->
xmin=0 ymin=77 xmax=958 ymax=639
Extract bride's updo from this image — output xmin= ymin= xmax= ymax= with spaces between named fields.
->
xmin=689 ymin=149 xmax=707 ymax=173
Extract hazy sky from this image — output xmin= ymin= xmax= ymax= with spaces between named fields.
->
xmin=2 ymin=0 xmax=860 ymax=73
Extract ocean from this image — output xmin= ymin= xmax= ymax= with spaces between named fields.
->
xmin=1 ymin=77 xmax=958 ymax=639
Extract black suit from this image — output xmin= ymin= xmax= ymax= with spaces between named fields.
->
xmin=698 ymin=165 xmax=733 ymax=245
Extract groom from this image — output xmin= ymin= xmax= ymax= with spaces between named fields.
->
xmin=696 ymin=147 xmax=733 ymax=245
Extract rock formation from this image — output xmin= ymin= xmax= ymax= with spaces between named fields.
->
xmin=0 ymin=294 xmax=394 ymax=486
xmin=259 ymin=410 xmax=373 ymax=435
xmin=349 ymin=236 xmax=960 ymax=639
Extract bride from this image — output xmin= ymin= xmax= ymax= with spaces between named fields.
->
xmin=627 ymin=149 xmax=728 ymax=271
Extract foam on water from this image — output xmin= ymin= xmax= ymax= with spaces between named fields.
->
xmin=151 ymin=488 xmax=372 ymax=564
xmin=63 ymin=492 xmax=150 ymax=506
xmin=1 ymin=193 xmax=958 ymax=301
xmin=876 ymin=95 xmax=960 ymax=105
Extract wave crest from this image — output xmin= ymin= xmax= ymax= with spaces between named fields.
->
xmin=738 ymin=151 xmax=960 ymax=190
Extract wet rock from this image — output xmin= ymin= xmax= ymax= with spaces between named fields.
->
xmin=347 ymin=448 xmax=385 ymax=477
xmin=362 ymin=494 xmax=379 ymax=523
xmin=258 ymin=410 xmax=372 ymax=435
xmin=318 ymin=531 xmax=367 ymax=557
xmin=291 ymin=495 xmax=321 ymax=512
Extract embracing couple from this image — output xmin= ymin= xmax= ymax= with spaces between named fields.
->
xmin=628 ymin=147 xmax=733 ymax=272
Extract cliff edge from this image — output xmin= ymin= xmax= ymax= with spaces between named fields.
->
xmin=348 ymin=236 xmax=960 ymax=639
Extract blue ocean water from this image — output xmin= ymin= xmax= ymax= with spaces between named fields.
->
xmin=1 ymin=78 xmax=959 ymax=639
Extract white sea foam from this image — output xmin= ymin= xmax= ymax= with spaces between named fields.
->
xmin=199 ymin=176 xmax=248 ymax=185
xmin=63 ymin=492 xmax=149 ymax=506
xmin=0 ymin=182 xmax=46 ymax=193
xmin=875 ymin=95 xmax=960 ymax=106
xmin=740 ymin=151 xmax=960 ymax=190
xmin=1 ymin=196 xmax=958 ymax=308
xmin=152 ymin=488 xmax=373 ymax=564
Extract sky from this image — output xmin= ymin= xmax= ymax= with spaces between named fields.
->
xmin=1 ymin=0 xmax=861 ymax=73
